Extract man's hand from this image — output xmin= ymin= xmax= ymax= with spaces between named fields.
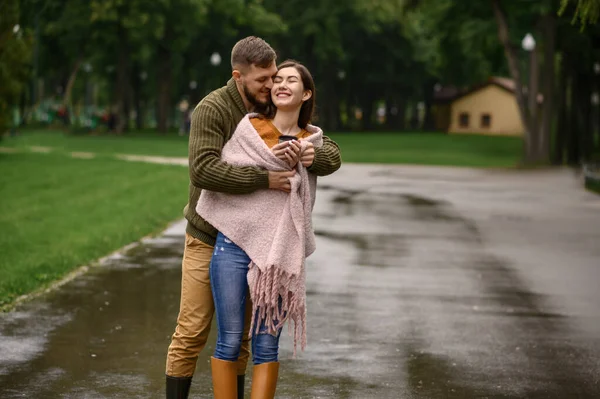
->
xmin=271 ymin=140 xmax=301 ymax=168
xmin=300 ymin=141 xmax=315 ymax=167
xmin=268 ymin=170 xmax=296 ymax=193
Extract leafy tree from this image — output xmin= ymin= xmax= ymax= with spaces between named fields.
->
xmin=402 ymin=0 xmax=507 ymax=130
xmin=89 ymin=0 xmax=166 ymax=133
xmin=11 ymin=0 xmax=599 ymax=168
xmin=0 ymin=0 xmax=32 ymax=134
xmin=559 ymin=0 xmax=600 ymax=27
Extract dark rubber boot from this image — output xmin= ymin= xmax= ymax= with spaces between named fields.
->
xmin=237 ymin=374 xmax=245 ymax=399
xmin=166 ymin=375 xmax=192 ymax=399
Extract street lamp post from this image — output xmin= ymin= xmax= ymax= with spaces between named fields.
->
xmin=594 ymin=63 xmax=600 ymax=140
xmin=83 ymin=63 xmax=93 ymax=125
xmin=522 ymin=33 xmax=538 ymax=133
xmin=209 ymin=52 xmax=222 ymax=96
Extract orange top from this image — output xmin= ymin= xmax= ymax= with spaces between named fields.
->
xmin=250 ymin=117 xmax=312 ymax=148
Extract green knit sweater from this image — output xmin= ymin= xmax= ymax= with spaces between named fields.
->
xmin=184 ymin=78 xmax=342 ymax=246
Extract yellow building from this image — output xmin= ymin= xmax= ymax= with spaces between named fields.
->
xmin=447 ymin=77 xmax=525 ymax=136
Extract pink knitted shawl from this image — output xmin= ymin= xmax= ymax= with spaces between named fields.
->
xmin=196 ymin=114 xmax=323 ymax=354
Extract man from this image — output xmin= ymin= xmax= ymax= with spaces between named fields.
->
xmin=165 ymin=36 xmax=342 ymax=399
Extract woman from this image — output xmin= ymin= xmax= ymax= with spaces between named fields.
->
xmin=196 ymin=60 xmax=325 ymax=399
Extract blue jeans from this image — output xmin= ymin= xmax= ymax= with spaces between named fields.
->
xmin=210 ymin=232 xmax=283 ymax=365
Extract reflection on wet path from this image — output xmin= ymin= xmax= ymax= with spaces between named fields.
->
xmin=280 ymin=166 xmax=600 ymax=398
xmin=1 ymin=164 xmax=600 ymax=398
xmin=0 ymin=234 xmax=198 ymax=398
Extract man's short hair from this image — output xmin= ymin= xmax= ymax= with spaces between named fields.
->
xmin=231 ymin=36 xmax=277 ymax=70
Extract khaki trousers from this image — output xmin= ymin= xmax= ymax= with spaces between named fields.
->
xmin=166 ymin=234 xmax=252 ymax=377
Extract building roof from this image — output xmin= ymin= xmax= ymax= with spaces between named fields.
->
xmin=432 ymin=77 xmax=518 ymax=104
xmin=488 ymin=76 xmax=515 ymax=92
xmin=448 ymin=76 xmax=543 ymax=104
xmin=433 ymin=85 xmax=463 ymax=103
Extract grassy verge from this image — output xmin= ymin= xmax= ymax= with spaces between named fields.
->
xmin=585 ymin=175 xmax=600 ymax=194
xmin=0 ymin=152 xmax=189 ymax=308
xmin=3 ymin=129 xmax=523 ymax=168
xmin=328 ymin=132 xmax=522 ymax=167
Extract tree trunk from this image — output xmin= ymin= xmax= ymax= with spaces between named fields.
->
xmin=131 ymin=62 xmax=143 ymax=130
xmin=30 ymin=13 xmax=41 ymax=109
xmin=62 ymin=58 xmax=81 ymax=106
xmin=539 ymin=13 xmax=556 ymax=163
xmin=567 ymin=70 xmax=580 ymax=165
xmin=345 ymin=101 xmax=354 ymax=131
xmin=397 ymin=99 xmax=407 ymax=131
xmin=491 ymin=0 xmax=534 ymax=161
xmin=579 ymin=69 xmax=593 ymax=161
xmin=422 ymin=81 xmax=436 ymax=131
xmin=157 ymin=45 xmax=172 ymax=134
xmin=385 ymin=95 xmax=406 ymax=131
xmin=114 ymin=26 xmax=129 ymax=134
xmin=528 ymin=48 xmax=540 ymax=147
xmin=123 ymin=77 xmax=133 ymax=133
xmin=324 ymin=100 xmax=340 ymax=131
xmin=19 ymin=89 xmax=27 ymax=126
xmin=321 ymin=77 xmax=339 ymax=131
xmin=597 ymin=71 xmax=600 ymax=155
xmin=408 ymin=102 xmax=420 ymax=130
xmin=552 ymin=56 xmax=568 ymax=165
xmin=360 ymin=91 xmax=375 ymax=131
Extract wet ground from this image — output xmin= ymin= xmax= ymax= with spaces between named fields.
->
xmin=1 ymin=164 xmax=600 ymax=398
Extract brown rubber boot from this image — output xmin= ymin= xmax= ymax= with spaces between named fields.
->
xmin=211 ymin=357 xmax=238 ymax=399
xmin=250 ymin=362 xmax=279 ymax=399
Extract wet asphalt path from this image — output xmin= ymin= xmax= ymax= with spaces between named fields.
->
xmin=1 ymin=164 xmax=599 ymax=398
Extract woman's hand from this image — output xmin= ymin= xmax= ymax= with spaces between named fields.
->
xmin=300 ymin=142 xmax=315 ymax=167
xmin=271 ymin=140 xmax=301 ymax=168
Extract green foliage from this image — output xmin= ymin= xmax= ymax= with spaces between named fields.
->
xmin=351 ymin=0 xmax=407 ymax=30
xmin=12 ymin=0 xmax=600 ymax=139
xmin=402 ymin=0 xmax=506 ymax=85
xmin=585 ymin=177 xmax=600 ymax=194
xmin=0 ymin=0 xmax=32 ymax=133
xmin=44 ymin=0 xmax=92 ymax=57
xmin=242 ymin=1 xmax=287 ymax=36
xmin=559 ymin=0 xmax=600 ymax=28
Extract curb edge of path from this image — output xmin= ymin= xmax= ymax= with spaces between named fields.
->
xmin=0 ymin=219 xmax=186 ymax=313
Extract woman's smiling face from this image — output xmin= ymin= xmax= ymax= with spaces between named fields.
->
xmin=271 ymin=67 xmax=311 ymax=111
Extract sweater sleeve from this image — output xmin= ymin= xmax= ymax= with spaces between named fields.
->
xmin=188 ymin=101 xmax=269 ymax=193
xmin=307 ymin=135 xmax=342 ymax=176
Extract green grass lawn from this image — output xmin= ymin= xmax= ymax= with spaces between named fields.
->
xmin=3 ymin=129 xmax=523 ymax=167
xmin=0 ymin=152 xmax=189 ymax=309
xmin=329 ymin=132 xmax=522 ymax=167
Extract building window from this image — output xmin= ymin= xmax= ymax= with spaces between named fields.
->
xmin=459 ymin=112 xmax=470 ymax=127
xmin=481 ymin=113 xmax=492 ymax=128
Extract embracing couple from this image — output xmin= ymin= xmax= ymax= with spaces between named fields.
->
xmin=164 ymin=36 xmax=342 ymax=399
